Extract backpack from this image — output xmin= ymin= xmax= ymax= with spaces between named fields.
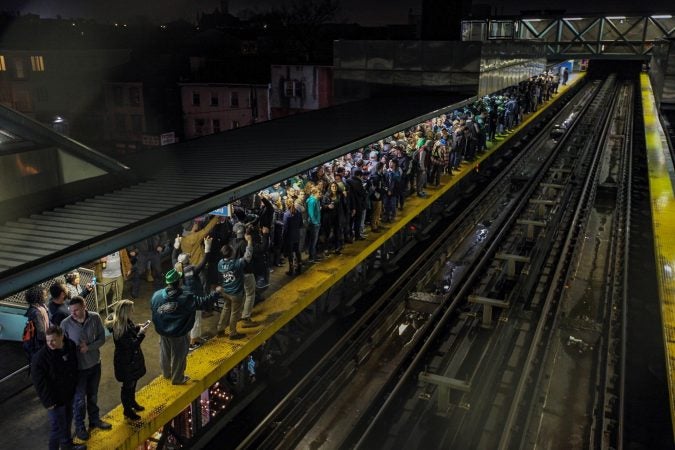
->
xmin=22 ymin=317 xmax=38 ymax=364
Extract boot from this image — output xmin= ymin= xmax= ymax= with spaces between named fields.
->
xmin=124 ymin=409 xmax=141 ymax=421
xmin=295 ymin=259 xmax=302 ymax=275
xmin=285 ymin=261 xmax=294 ymax=276
xmin=132 ymin=401 xmax=145 ymax=411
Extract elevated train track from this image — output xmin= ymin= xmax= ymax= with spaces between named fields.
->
xmin=225 ymin=75 xmax=640 ymax=449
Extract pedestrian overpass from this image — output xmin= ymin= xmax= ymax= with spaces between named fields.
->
xmin=462 ymin=14 xmax=675 ymax=60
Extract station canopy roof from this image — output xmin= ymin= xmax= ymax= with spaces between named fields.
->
xmin=0 ymin=92 xmax=469 ymax=298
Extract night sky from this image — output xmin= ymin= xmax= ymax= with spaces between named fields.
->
xmin=0 ymin=0 xmax=673 ymax=25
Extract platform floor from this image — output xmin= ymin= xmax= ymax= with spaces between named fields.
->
xmin=0 ymin=73 xmax=584 ymax=450
xmin=641 ymin=72 xmax=675 ymax=438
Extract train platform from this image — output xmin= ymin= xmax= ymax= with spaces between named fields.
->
xmin=640 ymin=72 xmax=675 ymax=438
xmin=0 ymin=73 xmax=585 ymax=450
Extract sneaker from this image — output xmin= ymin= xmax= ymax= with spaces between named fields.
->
xmin=132 ymin=403 xmax=145 ymax=412
xmin=189 ymin=341 xmax=202 ymax=351
xmin=75 ymin=428 xmax=89 ymax=441
xmin=229 ymin=332 xmax=246 ymax=340
xmin=172 ymin=376 xmax=190 ymax=385
xmin=91 ymin=420 xmax=112 ymax=430
xmin=240 ymin=318 xmax=259 ymax=328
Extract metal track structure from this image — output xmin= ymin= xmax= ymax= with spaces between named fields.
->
xmin=233 ymin=79 xmax=600 ymax=450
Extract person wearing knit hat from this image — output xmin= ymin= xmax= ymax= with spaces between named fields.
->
xmin=150 ymin=266 xmax=222 ymax=385
xmin=172 ymin=235 xmax=213 ymax=350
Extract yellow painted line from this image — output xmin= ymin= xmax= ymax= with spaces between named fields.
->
xmin=88 ymin=72 xmax=586 ymax=449
xmin=641 ymin=72 xmax=675 ymax=440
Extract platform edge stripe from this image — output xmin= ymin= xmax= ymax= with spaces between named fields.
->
xmin=641 ymin=72 xmax=675 ymax=440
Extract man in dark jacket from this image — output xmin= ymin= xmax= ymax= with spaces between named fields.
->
xmin=346 ymin=170 xmax=368 ymax=240
xmin=151 ymin=270 xmax=222 ymax=385
xmin=217 ymin=232 xmax=253 ymax=339
xmin=31 ymin=325 xmax=86 ymax=450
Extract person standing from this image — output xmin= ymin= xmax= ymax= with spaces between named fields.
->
xmin=151 ymin=269 xmax=221 ymax=385
xmin=24 ymin=285 xmax=50 ymax=366
xmin=562 ymin=67 xmax=569 ymax=85
xmin=47 ymin=282 xmax=70 ymax=327
xmin=306 ymin=187 xmax=322 ymax=262
xmin=96 ymin=250 xmax=132 ymax=307
xmin=31 ymin=325 xmax=86 ymax=450
xmin=60 ymin=296 xmax=111 ymax=441
xmin=282 ymin=197 xmax=303 ymax=275
xmin=64 ymin=272 xmax=93 ymax=300
xmin=217 ymin=231 xmax=253 ymax=339
xmin=105 ymin=300 xmax=148 ymax=421
xmin=173 ymin=235 xmax=213 ymax=349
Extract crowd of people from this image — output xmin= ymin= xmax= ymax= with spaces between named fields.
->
xmin=19 ymin=69 xmax=567 ymax=450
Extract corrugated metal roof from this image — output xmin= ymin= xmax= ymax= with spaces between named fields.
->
xmin=0 ymin=93 xmax=473 ymax=298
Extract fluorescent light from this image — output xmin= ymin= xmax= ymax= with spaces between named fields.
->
xmin=565 ymin=17 xmax=584 ymax=21
xmin=524 ymin=19 xmax=542 ymax=22
xmin=651 ymin=15 xmax=672 ymax=19
xmin=606 ymin=16 xmax=626 ymax=20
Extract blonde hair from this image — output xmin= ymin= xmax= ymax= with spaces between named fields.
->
xmin=106 ymin=299 xmax=134 ymax=340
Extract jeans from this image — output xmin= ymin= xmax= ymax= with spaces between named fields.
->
xmin=74 ymin=363 xmax=101 ymax=429
xmin=159 ymin=334 xmax=190 ymax=384
xmin=48 ymin=402 xmax=73 ymax=450
xmin=307 ymin=224 xmax=320 ymax=260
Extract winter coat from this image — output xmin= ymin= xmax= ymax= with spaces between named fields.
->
xmin=282 ymin=209 xmax=303 ymax=251
xmin=151 ymin=287 xmax=218 ymax=337
xmin=111 ymin=320 xmax=146 ymax=383
xmin=31 ymin=339 xmax=78 ymax=408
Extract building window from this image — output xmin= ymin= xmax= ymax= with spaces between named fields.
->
xmin=113 ymin=86 xmax=123 ymax=107
xmin=36 ymin=87 xmax=48 ymax=102
xmin=14 ymin=59 xmax=25 ymax=79
xmin=283 ymin=80 xmax=303 ymax=98
xmin=129 ymin=87 xmax=141 ymax=106
xmin=115 ymin=113 xmax=126 ymax=131
xmin=194 ymin=118 xmax=205 ymax=135
xmin=192 ymin=91 xmax=200 ymax=106
xmin=210 ymin=93 xmax=219 ymax=107
xmin=131 ymin=115 xmax=142 ymax=133
xmin=30 ymin=56 xmax=45 ymax=72
xmin=231 ymin=120 xmax=239 ymax=129
xmin=0 ymin=55 xmax=6 ymax=71
xmin=212 ymin=119 xmax=220 ymax=133
xmin=230 ymin=91 xmax=239 ymax=107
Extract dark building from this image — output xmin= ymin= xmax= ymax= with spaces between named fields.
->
xmin=421 ymin=0 xmax=473 ymax=41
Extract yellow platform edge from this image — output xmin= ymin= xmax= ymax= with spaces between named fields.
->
xmin=88 ymin=73 xmax=586 ymax=449
xmin=640 ymin=73 xmax=675 ymax=441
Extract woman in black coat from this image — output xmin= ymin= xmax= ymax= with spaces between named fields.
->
xmin=106 ymin=299 xmax=149 ymax=421
xmin=282 ymin=197 xmax=303 ymax=275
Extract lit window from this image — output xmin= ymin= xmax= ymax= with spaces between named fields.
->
xmin=0 ymin=55 xmax=6 ymax=71
xmin=230 ymin=91 xmax=239 ymax=107
xmin=30 ymin=56 xmax=45 ymax=72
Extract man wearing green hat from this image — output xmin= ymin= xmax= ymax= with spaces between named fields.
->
xmin=150 ymin=268 xmax=222 ymax=385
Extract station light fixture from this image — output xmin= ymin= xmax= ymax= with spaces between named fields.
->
xmin=651 ymin=15 xmax=672 ymax=19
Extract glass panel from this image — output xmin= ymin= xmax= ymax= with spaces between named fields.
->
xmin=0 ymin=147 xmax=60 ymax=202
